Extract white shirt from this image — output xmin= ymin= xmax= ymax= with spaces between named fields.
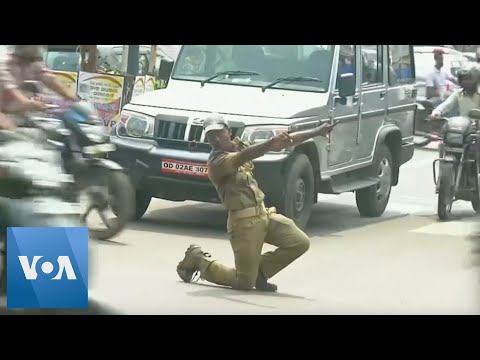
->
xmin=426 ymin=66 xmax=455 ymax=100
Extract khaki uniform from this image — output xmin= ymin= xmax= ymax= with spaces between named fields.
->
xmin=197 ymin=137 xmax=310 ymax=290
xmin=435 ymin=89 xmax=480 ymax=117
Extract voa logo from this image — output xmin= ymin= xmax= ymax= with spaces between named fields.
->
xmin=18 ymin=256 xmax=77 ymax=280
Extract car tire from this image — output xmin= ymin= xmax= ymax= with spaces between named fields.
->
xmin=272 ymin=153 xmax=314 ymax=230
xmin=134 ymin=190 xmax=152 ymax=220
xmin=356 ymin=143 xmax=393 ymax=217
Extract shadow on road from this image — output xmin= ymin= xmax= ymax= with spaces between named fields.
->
xmin=126 ymin=199 xmax=406 ymax=240
xmin=182 ymin=282 xmax=315 ymax=310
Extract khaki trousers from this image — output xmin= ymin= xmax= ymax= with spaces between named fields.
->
xmin=198 ymin=210 xmax=310 ymax=290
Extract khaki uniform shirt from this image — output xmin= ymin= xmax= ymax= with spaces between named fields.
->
xmin=436 ymin=89 xmax=480 ymax=117
xmin=208 ymin=137 xmax=265 ymax=212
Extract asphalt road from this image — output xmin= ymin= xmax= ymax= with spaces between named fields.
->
xmin=1 ymin=148 xmax=479 ymax=315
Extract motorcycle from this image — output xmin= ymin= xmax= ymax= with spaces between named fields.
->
xmin=433 ymin=108 xmax=480 ymax=220
xmin=0 ymin=129 xmax=88 ymax=296
xmin=20 ymin=81 xmax=135 ymax=240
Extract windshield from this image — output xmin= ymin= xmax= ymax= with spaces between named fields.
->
xmin=44 ymin=51 xmax=81 ymax=72
xmin=172 ymin=45 xmax=334 ymax=92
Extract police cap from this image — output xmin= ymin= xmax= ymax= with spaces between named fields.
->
xmin=203 ymin=113 xmax=230 ymax=134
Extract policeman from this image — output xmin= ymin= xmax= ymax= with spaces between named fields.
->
xmin=176 ymin=113 xmax=334 ymax=291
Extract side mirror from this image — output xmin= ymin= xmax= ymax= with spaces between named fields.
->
xmin=450 ymin=67 xmax=459 ymax=77
xmin=338 ymin=73 xmax=356 ymax=98
xmin=468 ymin=108 xmax=480 ymax=120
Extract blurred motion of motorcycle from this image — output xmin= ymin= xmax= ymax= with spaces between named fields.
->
xmin=19 ymin=81 xmax=136 ymax=241
xmin=0 ymin=128 xmax=87 ymax=296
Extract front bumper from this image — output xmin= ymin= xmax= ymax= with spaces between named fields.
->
xmin=109 ymin=136 xmax=291 ymax=203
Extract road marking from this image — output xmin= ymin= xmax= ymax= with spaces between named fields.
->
xmin=411 ymin=220 xmax=479 ymax=237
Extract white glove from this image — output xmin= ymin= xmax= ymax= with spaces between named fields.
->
xmin=430 ymin=109 xmax=442 ymax=119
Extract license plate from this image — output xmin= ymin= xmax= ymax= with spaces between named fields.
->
xmin=161 ymin=159 xmax=208 ymax=178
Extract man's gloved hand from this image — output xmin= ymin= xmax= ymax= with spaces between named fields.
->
xmin=428 ymin=109 xmax=442 ymax=120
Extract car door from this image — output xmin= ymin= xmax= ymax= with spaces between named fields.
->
xmin=386 ymin=45 xmax=417 ymax=143
xmin=356 ymin=45 xmax=387 ymax=161
xmin=328 ymin=45 xmax=360 ymax=168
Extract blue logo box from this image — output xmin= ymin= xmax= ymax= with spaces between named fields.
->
xmin=7 ymin=227 xmax=88 ymax=309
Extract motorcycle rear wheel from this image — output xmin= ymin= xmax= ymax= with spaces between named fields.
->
xmin=437 ymin=163 xmax=455 ymax=221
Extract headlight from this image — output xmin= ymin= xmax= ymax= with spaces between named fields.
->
xmin=119 ymin=111 xmax=154 ymax=138
xmin=240 ymin=126 xmax=290 ymax=152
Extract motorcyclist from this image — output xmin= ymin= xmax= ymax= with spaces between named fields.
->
xmin=429 ymin=64 xmax=480 ymax=119
xmin=0 ymin=45 xmax=80 ymax=129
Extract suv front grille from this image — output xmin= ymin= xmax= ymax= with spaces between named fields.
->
xmin=157 ymin=120 xmax=187 ymax=140
xmin=188 ymin=125 xmax=204 ymax=142
xmin=155 ymin=118 xmax=241 ymax=143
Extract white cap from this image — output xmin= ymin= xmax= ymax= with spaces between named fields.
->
xmin=203 ymin=113 xmax=229 ymax=134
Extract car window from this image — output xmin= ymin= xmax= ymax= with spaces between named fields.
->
xmin=335 ymin=45 xmax=357 ymax=90
xmin=361 ymin=45 xmax=383 ymax=86
xmin=388 ymin=45 xmax=415 ymax=85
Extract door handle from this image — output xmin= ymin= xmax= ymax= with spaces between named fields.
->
xmin=380 ymin=91 xmax=386 ymax=99
xmin=352 ymin=95 xmax=359 ymax=104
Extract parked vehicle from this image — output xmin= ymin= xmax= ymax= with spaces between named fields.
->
xmin=22 ymin=81 xmax=135 ymax=240
xmin=110 ymin=45 xmax=418 ymax=229
xmin=433 ymin=109 xmax=480 ymax=220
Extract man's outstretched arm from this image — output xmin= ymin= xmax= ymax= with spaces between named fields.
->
xmin=212 ymin=123 xmax=334 ymax=177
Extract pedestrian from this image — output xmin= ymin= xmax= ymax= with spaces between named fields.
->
xmin=426 ymin=48 xmax=458 ymax=106
xmin=176 ymin=113 xmax=334 ymax=291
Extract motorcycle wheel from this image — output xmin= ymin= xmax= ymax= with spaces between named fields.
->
xmin=87 ymin=170 xmax=135 ymax=241
xmin=473 ymin=163 xmax=480 ymax=214
xmin=437 ymin=162 xmax=455 ymax=221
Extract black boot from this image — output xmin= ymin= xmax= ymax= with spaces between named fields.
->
xmin=255 ymin=271 xmax=277 ymax=292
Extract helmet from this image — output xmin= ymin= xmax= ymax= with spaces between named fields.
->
xmin=12 ymin=45 xmax=46 ymax=60
xmin=456 ymin=63 xmax=479 ymax=82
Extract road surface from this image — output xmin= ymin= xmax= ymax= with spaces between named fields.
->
xmin=1 ymin=148 xmax=479 ymax=315
xmin=89 ymin=148 xmax=479 ymax=315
